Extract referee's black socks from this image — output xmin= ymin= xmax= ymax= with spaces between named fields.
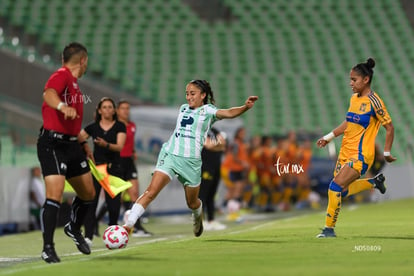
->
xmin=41 ymin=199 xmax=61 ymax=247
xmin=70 ymin=196 xmax=94 ymax=231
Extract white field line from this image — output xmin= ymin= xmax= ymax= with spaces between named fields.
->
xmin=1 ymin=211 xmax=321 ymax=275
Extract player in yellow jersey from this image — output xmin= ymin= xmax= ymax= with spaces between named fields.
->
xmin=316 ymin=58 xmax=396 ymax=238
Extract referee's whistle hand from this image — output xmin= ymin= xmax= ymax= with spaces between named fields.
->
xmin=60 ymin=105 xmax=78 ymax=120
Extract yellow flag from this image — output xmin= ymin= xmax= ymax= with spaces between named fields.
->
xmin=65 ymin=160 xmax=132 ymax=198
xmin=88 ymin=160 xmax=132 ymax=198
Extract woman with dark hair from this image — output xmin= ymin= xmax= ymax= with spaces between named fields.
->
xmin=78 ymin=97 xmax=126 ymax=245
xmin=117 ymin=100 xmax=153 ymax=237
xmin=220 ymin=126 xmax=250 ymax=221
xmin=316 ymin=58 xmax=396 ymax=238
xmin=199 ymin=127 xmax=227 ymax=231
xmin=123 ymin=80 xmax=258 ymax=237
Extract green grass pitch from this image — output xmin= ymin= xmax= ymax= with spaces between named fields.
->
xmin=1 ymin=198 xmax=413 ymax=275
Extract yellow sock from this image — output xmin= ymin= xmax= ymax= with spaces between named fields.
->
xmin=344 ymin=179 xmax=374 ymax=197
xmin=325 ymin=182 xmax=342 ymax=228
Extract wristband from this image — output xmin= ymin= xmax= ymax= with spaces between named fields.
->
xmin=383 ymin=151 xmax=391 ymax=157
xmin=106 ymin=143 xmax=110 ymax=149
xmin=80 ymin=141 xmax=87 ymax=146
xmin=323 ymin=132 xmax=335 ymax=142
xmin=57 ymin=102 xmax=66 ymax=111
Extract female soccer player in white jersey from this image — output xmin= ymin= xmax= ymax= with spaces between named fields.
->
xmin=124 ymin=80 xmax=258 ymax=237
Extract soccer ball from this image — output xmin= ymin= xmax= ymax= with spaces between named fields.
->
xmin=102 ymin=225 xmax=129 ymax=249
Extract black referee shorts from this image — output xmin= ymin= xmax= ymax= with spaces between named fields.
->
xmin=37 ymin=130 xmax=90 ymax=178
xmin=119 ymin=156 xmax=138 ymax=181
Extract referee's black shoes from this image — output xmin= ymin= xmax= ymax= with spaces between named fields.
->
xmin=64 ymin=223 xmax=91 ymax=254
xmin=41 ymin=244 xmax=61 ymax=263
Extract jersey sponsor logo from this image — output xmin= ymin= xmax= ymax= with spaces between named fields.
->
xmin=352 ymin=114 xmax=360 ymax=123
xmin=175 ymin=131 xmax=196 ymax=139
xmin=180 ymin=115 xmax=194 ymax=127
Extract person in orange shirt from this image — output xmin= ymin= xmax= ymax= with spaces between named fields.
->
xmin=280 ymin=131 xmax=299 ymax=210
xmin=316 ymin=58 xmax=396 ymax=238
xmin=221 ymin=127 xmax=250 ymax=220
xmin=243 ymin=135 xmax=262 ymax=208
xmin=295 ymin=139 xmax=313 ymax=208
xmin=256 ymin=136 xmax=276 ymax=211
xmin=270 ymin=136 xmax=288 ymax=210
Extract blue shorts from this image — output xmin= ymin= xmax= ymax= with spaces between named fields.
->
xmin=155 ymin=147 xmax=202 ymax=187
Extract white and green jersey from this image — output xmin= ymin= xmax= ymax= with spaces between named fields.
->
xmin=163 ymin=104 xmax=219 ymax=159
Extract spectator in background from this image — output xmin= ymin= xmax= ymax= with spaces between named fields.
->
xmin=117 ymin=100 xmax=152 ymax=237
xmin=294 ymin=139 xmax=313 ymax=209
xmin=256 ymin=135 xmax=276 ymax=212
xmin=78 ymin=97 xmax=126 ymax=246
xmin=279 ymin=131 xmax=299 ymax=211
xmin=199 ymin=127 xmax=227 ymax=231
xmin=221 ymin=127 xmax=250 ymax=221
xmin=246 ymin=135 xmax=262 ymax=209
xmin=29 ymin=166 xmax=45 ymax=230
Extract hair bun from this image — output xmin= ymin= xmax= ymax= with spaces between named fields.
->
xmin=366 ymin=58 xmax=375 ymax=69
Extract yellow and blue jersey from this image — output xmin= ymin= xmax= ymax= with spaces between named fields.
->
xmin=338 ymin=92 xmax=392 ymax=171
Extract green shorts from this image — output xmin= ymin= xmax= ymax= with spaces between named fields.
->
xmin=155 ymin=147 xmax=202 ymax=186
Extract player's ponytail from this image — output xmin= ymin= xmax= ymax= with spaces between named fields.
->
xmin=352 ymin=58 xmax=375 ymax=84
xmin=190 ymin=79 xmax=216 ymax=105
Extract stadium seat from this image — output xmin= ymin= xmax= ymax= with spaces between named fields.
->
xmin=1 ymin=0 xmax=414 ymax=162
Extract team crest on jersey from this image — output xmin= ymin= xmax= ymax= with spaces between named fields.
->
xmin=359 ymin=103 xmax=367 ymax=112
xmin=73 ymin=82 xmax=78 ymax=89
xmin=199 ymin=108 xmax=206 ymax=115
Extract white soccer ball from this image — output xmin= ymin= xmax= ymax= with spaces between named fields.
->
xmin=102 ymin=225 xmax=129 ymax=249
